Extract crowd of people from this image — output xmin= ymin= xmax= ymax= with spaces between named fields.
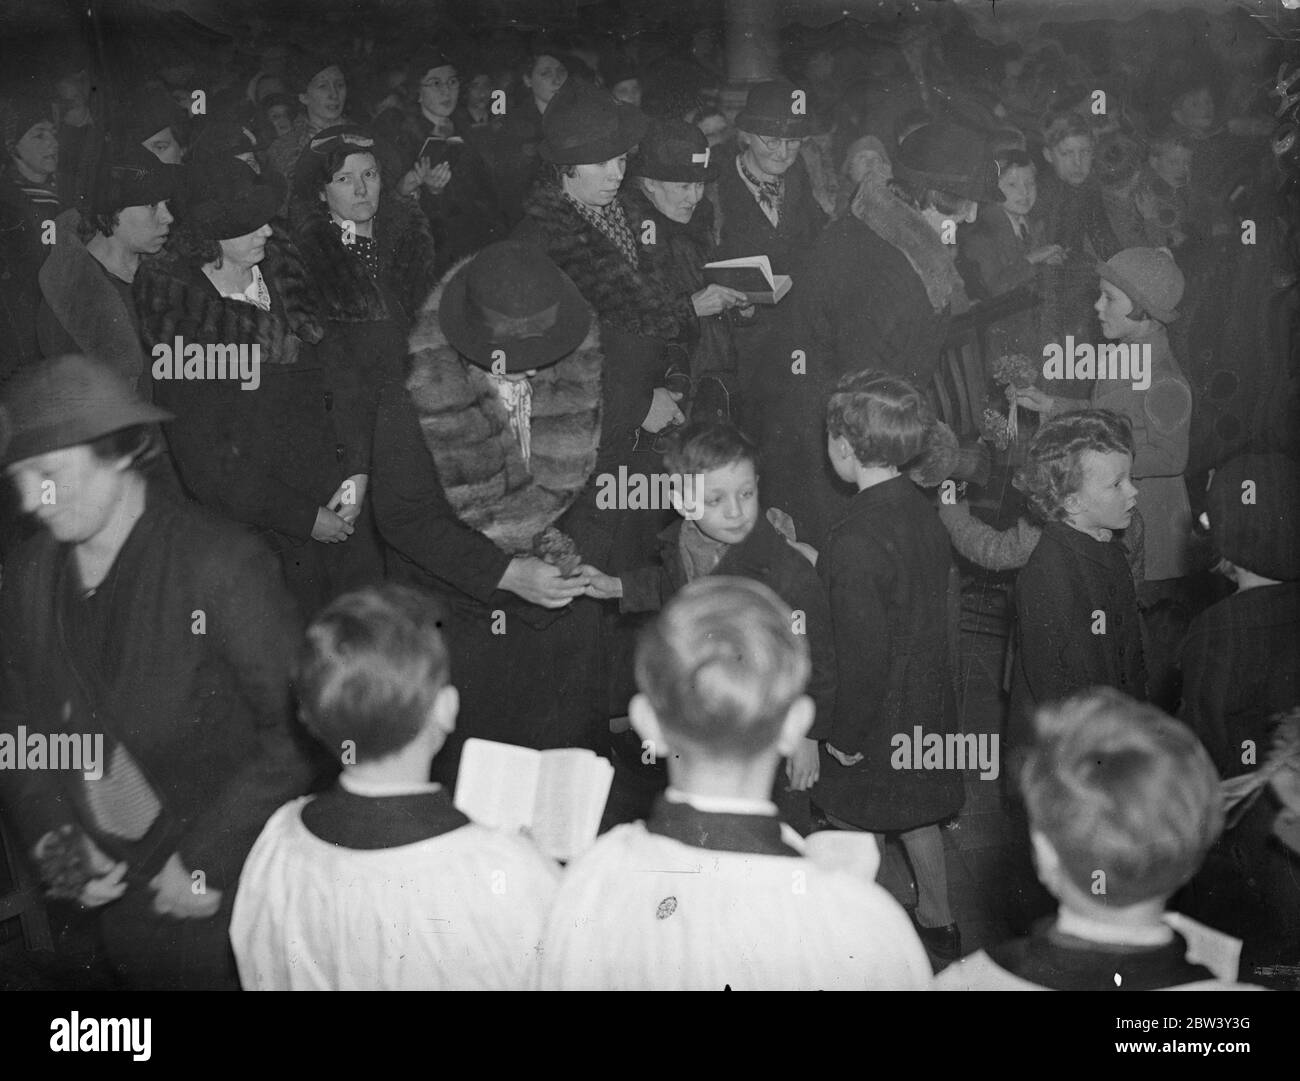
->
xmin=0 ymin=4 xmax=1298 ymax=991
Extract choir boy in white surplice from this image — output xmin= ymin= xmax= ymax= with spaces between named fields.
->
xmin=230 ymin=585 xmax=558 ymax=990
xmin=538 ymin=577 xmax=931 ymax=991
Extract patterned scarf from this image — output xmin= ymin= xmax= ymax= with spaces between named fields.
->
xmin=338 ymin=220 xmax=382 ymax=278
xmin=566 ymin=192 xmax=639 ymax=267
xmin=738 ymin=154 xmax=785 ymax=221
xmin=490 ymin=373 xmax=534 ymax=467
xmin=678 ymin=519 xmax=731 ymax=581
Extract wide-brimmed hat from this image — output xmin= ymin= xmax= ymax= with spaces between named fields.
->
xmin=439 ymin=241 xmax=592 ymax=371
xmin=122 ymin=86 xmax=186 ymax=145
xmin=189 ymin=157 xmax=286 ymax=240
xmin=735 ymin=80 xmax=824 ymax=139
xmin=0 ymin=354 xmax=171 ymax=467
xmin=1206 ymin=453 xmax=1300 ymax=581
xmin=628 ymin=119 xmax=718 ymax=182
xmin=87 ymin=141 xmax=178 ymax=216
xmin=408 ymin=47 xmax=457 ymax=87
xmin=540 ymin=78 xmax=646 ymax=165
xmin=189 ymin=118 xmax=262 ymax=165
xmin=894 ymin=122 xmax=1002 ymax=203
xmin=1096 ymin=247 xmax=1184 ymax=324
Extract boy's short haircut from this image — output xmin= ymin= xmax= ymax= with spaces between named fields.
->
xmin=1042 ymin=111 xmax=1094 ymax=150
xmin=1018 ymin=409 xmax=1134 ymax=523
xmin=296 ymin=584 xmax=450 ymax=763
xmin=635 ymin=576 xmax=809 ymax=760
xmin=826 ymin=369 xmax=932 ymax=469
xmin=1020 ymin=688 xmax=1223 ymax=907
xmin=995 ymin=148 xmax=1035 ymax=174
xmin=662 ymin=420 xmax=759 ymax=479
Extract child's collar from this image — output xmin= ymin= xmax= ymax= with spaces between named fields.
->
xmin=339 ymin=773 xmax=443 ymax=798
xmin=664 ymin=787 xmax=778 ymax=817
xmin=1056 ymin=907 xmax=1174 ymax=948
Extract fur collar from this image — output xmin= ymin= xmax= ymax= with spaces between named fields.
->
xmin=519 ymin=182 xmax=687 ymax=341
xmin=288 ymin=195 xmax=438 ymax=325
xmin=134 ymin=223 xmax=325 ymax=364
xmin=405 ymin=257 xmax=603 ymax=555
xmin=39 ymin=208 xmax=147 ymax=388
xmin=851 ymin=176 xmax=970 ymax=315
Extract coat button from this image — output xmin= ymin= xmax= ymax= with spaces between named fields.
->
xmin=336 ymin=443 xmax=345 ymax=463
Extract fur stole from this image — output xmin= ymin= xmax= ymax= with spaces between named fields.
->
xmin=288 ymin=195 xmax=439 ymax=325
xmin=134 ymin=223 xmax=325 ymax=364
xmin=517 ymin=182 xmax=689 ymax=341
xmin=850 ymin=175 xmax=970 ymax=315
xmin=405 ymin=257 xmax=604 ymax=555
xmin=39 ymin=208 xmax=147 ymax=387
xmin=620 ymin=185 xmax=716 ymax=295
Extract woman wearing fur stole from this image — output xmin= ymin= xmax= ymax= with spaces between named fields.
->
xmin=758 ymin=123 xmax=1000 ymax=548
xmin=370 ymin=241 xmax=608 ymax=786
xmin=135 ymin=160 xmax=375 ymax=618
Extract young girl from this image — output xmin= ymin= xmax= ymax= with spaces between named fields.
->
xmin=813 ymin=371 xmax=964 ymax=963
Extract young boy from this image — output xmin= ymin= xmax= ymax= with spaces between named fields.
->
xmin=229 ymin=584 xmax=559 ymax=990
xmin=958 ymin=149 xmax=1063 ymax=301
xmin=536 ymin=576 xmax=931 ymax=990
xmin=1033 ymin=112 xmax=1120 ymax=263
xmin=813 ymin=371 xmax=964 ymax=961
xmin=1008 ymin=410 xmax=1147 ymax=751
xmin=936 ymin=688 xmax=1255 ymax=990
xmin=582 ymin=422 xmax=833 ymax=812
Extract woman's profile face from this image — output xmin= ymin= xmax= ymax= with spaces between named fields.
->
xmin=563 ymin=155 xmax=626 ymax=207
xmin=7 ymin=444 xmax=129 ymax=545
xmin=218 ymin=222 xmax=274 ymax=270
xmin=142 ymin=126 xmax=183 ymax=164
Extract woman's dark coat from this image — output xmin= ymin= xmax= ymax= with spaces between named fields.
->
xmin=812 ymin=476 xmax=964 ymax=831
xmin=1009 ymin=520 xmax=1148 ymax=748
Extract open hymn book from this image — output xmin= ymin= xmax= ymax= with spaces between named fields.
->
xmin=454 ymin=738 xmax=614 ymax=862
xmin=703 ymin=255 xmax=792 ymax=305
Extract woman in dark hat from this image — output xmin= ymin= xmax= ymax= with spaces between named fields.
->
xmin=0 ymin=92 xmax=60 ymax=374
xmin=622 ymin=118 xmax=748 ymax=407
xmin=289 ymin=122 xmax=439 ymax=576
xmin=134 ymin=159 xmax=378 ymax=617
xmin=493 ymin=49 xmax=569 ymax=226
xmin=370 ymin=240 xmax=607 ymax=784
xmin=266 ymin=52 xmax=349 ymax=182
xmin=374 ymin=48 xmax=506 ymax=276
xmin=37 ymin=144 xmax=176 ymax=393
xmin=759 ymin=121 xmax=999 ymax=547
xmin=123 ymin=86 xmax=187 ymax=165
xmin=0 ymin=355 xmax=317 ymax=989
xmin=711 ymin=79 xmax=828 ymax=429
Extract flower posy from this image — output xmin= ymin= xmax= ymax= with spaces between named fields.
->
xmin=990 ymin=353 xmax=1038 ymax=441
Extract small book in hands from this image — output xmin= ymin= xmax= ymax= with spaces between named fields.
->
xmin=703 ymin=255 xmax=792 ymax=305
xmin=453 ymin=738 xmax=614 ymax=862
xmin=416 ymin=135 xmax=465 ymax=170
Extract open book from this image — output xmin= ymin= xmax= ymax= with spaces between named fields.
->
xmin=703 ymin=255 xmax=792 ymax=305
xmin=454 ymin=738 xmax=613 ymax=862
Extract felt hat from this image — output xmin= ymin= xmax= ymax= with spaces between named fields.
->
xmin=289 ymin=50 xmax=346 ymax=94
xmin=189 ymin=118 xmax=262 ymax=164
xmin=188 ymin=157 xmax=286 ymax=240
xmin=122 ymin=86 xmax=185 ymax=145
xmin=735 ymin=80 xmax=824 ymax=139
xmin=0 ymin=93 xmax=54 ymax=151
xmin=628 ymin=119 xmax=718 ymax=182
xmin=1096 ymin=247 xmax=1184 ymax=324
xmin=540 ymin=77 xmax=646 ymax=165
xmin=408 ymin=47 xmax=456 ymax=87
xmin=439 ymin=241 xmax=592 ymax=371
xmin=1206 ymin=453 xmax=1300 ymax=581
xmin=292 ymin=123 xmax=384 ymax=199
xmin=893 ymin=122 xmax=1003 ymax=203
xmin=0 ymin=354 xmax=171 ymax=467
xmin=87 ymin=141 xmax=178 ymax=216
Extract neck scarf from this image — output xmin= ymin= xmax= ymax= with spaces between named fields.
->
xmin=678 ymin=519 xmax=731 ymax=580
xmin=337 ymin=219 xmax=381 ymax=277
xmin=738 ymin=153 xmax=784 ymax=221
xmin=490 ymin=373 xmax=533 ymax=467
xmin=565 ymin=191 xmax=639 ymax=267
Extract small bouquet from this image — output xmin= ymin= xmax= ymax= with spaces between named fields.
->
xmin=980 ymin=407 xmax=1014 ymax=451
xmin=532 ymin=526 xmax=582 ymax=577
xmin=990 ymin=352 xmax=1039 ymax=442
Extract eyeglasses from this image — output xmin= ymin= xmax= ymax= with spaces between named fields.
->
xmin=755 ymin=135 xmax=803 ymax=153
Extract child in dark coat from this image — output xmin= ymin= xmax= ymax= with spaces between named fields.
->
xmin=582 ymin=422 xmax=834 ymax=825
xmin=1009 ymin=410 xmax=1148 ymax=751
xmin=812 ymin=372 xmax=965 ymax=963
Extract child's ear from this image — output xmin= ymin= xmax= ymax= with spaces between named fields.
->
xmin=775 ymin=695 xmax=815 ymax=756
xmin=431 ymin=684 xmax=459 ymax=736
xmin=1029 ymin=829 xmax=1063 ymax=898
xmin=628 ymin=693 xmax=666 ymax=756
